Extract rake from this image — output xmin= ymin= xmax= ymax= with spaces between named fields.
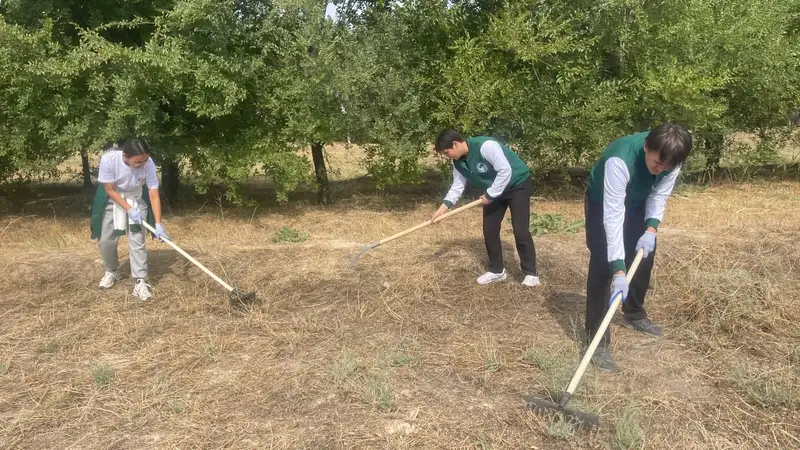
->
xmin=350 ymin=199 xmax=482 ymax=267
xmin=141 ymin=222 xmax=257 ymax=307
xmin=523 ymin=248 xmax=644 ymax=427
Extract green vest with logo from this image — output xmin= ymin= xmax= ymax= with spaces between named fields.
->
xmin=452 ymin=137 xmax=530 ymax=193
xmin=587 ymin=132 xmax=674 ymax=209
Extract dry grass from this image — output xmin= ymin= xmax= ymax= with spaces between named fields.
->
xmin=1 ymin=174 xmax=800 ymax=448
xmin=613 ymin=406 xmax=646 ymax=450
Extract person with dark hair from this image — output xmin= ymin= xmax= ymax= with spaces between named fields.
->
xmin=89 ymin=137 xmax=169 ymax=301
xmin=432 ymin=128 xmax=540 ymax=286
xmin=584 ymin=122 xmax=693 ymax=372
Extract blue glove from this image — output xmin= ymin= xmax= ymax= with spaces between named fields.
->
xmin=610 ymin=273 xmax=629 ymax=303
xmin=636 ymin=230 xmax=657 ymax=258
xmin=127 ymin=207 xmax=143 ymax=224
xmin=154 ymin=223 xmax=170 ymax=241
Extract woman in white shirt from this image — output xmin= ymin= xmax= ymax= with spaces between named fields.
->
xmin=94 ymin=138 xmax=168 ymax=301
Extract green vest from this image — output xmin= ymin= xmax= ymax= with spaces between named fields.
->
xmin=452 ymin=137 xmax=530 ymax=193
xmin=587 ymin=132 xmax=674 ymax=208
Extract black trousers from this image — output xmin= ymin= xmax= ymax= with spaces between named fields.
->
xmin=482 ymin=177 xmax=537 ymax=276
xmin=584 ymin=192 xmax=655 ymax=347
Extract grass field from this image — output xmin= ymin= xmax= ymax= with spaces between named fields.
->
xmin=1 ymin=146 xmax=800 ymax=449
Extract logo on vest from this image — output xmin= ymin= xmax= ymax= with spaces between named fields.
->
xmin=476 ymin=162 xmax=488 ymax=173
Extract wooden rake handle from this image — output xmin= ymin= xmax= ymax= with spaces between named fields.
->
xmin=563 ymin=248 xmax=645 ymax=398
xmin=140 ymin=221 xmax=235 ymax=293
xmin=375 ymin=198 xmax=483 ymax=247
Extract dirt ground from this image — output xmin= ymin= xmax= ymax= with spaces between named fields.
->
xmin=1 ymin=169 xmax=799 ymax=448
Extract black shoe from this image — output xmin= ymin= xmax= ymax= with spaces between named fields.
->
xmin=622 ymin=317 xmax=663 ymax=337
xmin=589 ymin=345 xmax=618 ymax=373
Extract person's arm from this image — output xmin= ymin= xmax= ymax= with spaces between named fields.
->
xmin=480 ymin=141 xmax=512 ymax=201
xmin=149 ymin=188 xmax=162 ymax=224
xmin=443 ymin=165 xmax=466 ymax=208
xmin=433 ymin=166 xmax=467 ymax=222
xmin=644 ymin=166 xmax=681 ymax=230
xmin=603 ymin=157 xmax=630 ymax=274
xmin=145 ymin=159 xmax=170 ymax=239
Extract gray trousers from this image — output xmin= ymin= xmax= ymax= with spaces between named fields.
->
xmin=98 ymin=203 xmax=148 ymax=279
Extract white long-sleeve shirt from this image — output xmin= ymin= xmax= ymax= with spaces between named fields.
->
xmin=603 ymin=157 xmax=680 ymax=265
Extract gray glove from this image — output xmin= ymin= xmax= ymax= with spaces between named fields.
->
xmin=154 ymin=223 xmax=170 ymax=241
xmin=610 ymin=273 xmax=629 ymax=303
xmin=127 ymin=208 xmax=143 ymax=224
xmin=635 ymin=230 xmax=657 ymax=258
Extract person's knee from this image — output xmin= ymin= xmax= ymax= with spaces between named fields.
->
xmin=99 ymin=237 xmax=117 ymax=250
xmin=128 ymin=234 xmax=146 ymax=250
xmin=513 ymin=233 xmax=532 ymax=247
xmin=483 ymin=222 xmax=500 ymax=235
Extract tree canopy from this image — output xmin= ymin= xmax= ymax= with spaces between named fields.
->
xmin=1 ymin=0 xmax=798 ymax=200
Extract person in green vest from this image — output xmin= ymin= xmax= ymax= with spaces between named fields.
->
xmin=431 ymin=128 xmax=540 ymax=286
xmin=89 ymin=138 xmax=169 ymax=301
xmin=584 ymin=123 xmax=692 ymax=372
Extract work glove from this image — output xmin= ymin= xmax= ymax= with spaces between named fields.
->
xmin=127 ymin=207 xmax=143 ymax=224
xmin=635 ymin=230 xmax=657 ymax=259
xmin=610 ymin=273 xmax=629 ymax=303
xmin=154 ymin=223 xmax=170 ymax=241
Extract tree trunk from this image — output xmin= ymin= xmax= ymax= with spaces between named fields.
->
xmin=705 ymin=134 xmax=724 ymax=176
xmin=311 ymin=142 xmax=332 ymax=205
xmin=81 ymin=152 xmax=92 ymax=190
xmin=790 ymin=110 xmax=800 ymax=126
xmin=162 ymin=160 xmax=180 ymax=205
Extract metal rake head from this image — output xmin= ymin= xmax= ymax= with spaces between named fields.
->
xmin=228 ymin=289 xmax=258 ymax=308
xmin=350 ymin=242 xmax=380 ymax=268
xmin=523 ymin=395 xmax=600 ymax=428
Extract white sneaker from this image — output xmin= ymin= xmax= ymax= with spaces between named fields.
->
xmin=99 ymin=271 xmax=121 ymax=289
xmin=477 ymin=270 xmax=507 ymax=285
xmin=133 ymin=279 xmax=153 ymax=301
xmin=522 ymin=275 xmax=541 ymax=287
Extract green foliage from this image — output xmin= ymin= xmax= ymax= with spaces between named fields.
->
xmin=91 ymin=361 xmax=114 ymax=388
xmin=274 ymin=226 xmax=308 ymax=243
xmin=364 ymin=377 xmax=396 ymax=412
xmin=613 ymin=407 xmax=646 ymax=450
xmin=547 ymin=415 xmax=578 ymax=440
xmin=1 ymin=0 xmax=799 ymax=194
xmin=508 ymin=213 xmax=584 ymax=236
xmin=389 ymin=352 xmax=415 ymax=367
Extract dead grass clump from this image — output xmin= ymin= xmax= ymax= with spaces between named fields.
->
xmin=331 ymin=351 xmax=363 ymax=383
xmin=40 ymin=340 xmax=60 ymax=354
xmin=91 ymin=361 xmax=115 ymax=388
xmin=730 ymin=363 xmax=800 ymax=409
xmin=482 ymin=335 xmax=504 ymax=373
xmin=387 ymin=339 xmax=419 ymax=368
xmin=203 ymin=335 xmax=226 ymax=362
xmin=363 ymin=377 xmax=396 ymax=412
xmin=521 ymin=344 xmax=592 ymax=402
xmin=330 ymin=351 xmax=396 ymax=412
xmin=613 ymin=407 xmax=645 ymax=450
xmin=388 ymin=351 xmax=416 ymax=367
xmin=662 ymin=237 xmax=800 ymax=358
xmin=547 ymin=414 xmax=578 ymax=440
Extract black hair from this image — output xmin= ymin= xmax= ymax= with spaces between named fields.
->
xmin=121 ymin=137 xmax=151 ymax=158
xmin=644 ymin=123 xmax=692 ymax=169
xmin=434 ymin=128 xmax=465 ymax=152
